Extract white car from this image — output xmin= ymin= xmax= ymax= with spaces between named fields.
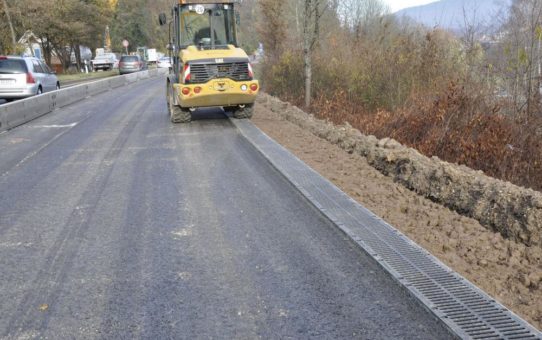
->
xmin=91 ymin=53 xmax=118 ymax=71
xmin=157 ymin=56 xmax=172 ymax=68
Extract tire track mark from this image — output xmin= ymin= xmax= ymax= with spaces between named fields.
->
xmin=0 ymin=79 xmax=163 ymax=239
xmin=3 ymin=88 xmax=160 ymax=338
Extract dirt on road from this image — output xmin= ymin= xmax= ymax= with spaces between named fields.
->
xmin=251 ymin=99 xmax=542 ymax=330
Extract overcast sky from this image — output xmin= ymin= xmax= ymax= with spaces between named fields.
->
xmin=385 ymin=0 xmax=440 ymax=12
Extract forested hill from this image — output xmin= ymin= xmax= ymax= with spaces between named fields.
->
xmin=395 ymin=0 xmax=511 ymax=31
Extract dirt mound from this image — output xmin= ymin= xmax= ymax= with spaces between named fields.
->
xmin=257 ymin=94 xmax=542 ymax=249
xmin=252 ymin=99 xmax=542 ymax=329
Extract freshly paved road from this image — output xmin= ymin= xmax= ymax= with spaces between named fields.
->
xmin=0 ymin=77 xmax=453 ymax=339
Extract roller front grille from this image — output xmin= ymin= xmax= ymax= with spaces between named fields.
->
xmin=190 ymin=62 xmax=251 ymax=83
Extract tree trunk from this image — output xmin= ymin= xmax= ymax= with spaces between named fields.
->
xmin=64 ymin=47 xmax=73 ymax=71
xmin=301 ymin=0 xmax=323 ymax=109
xmin=56 ymin=45 xmax=72 ymax=72
xmin=2 ymin=0 xmax=17 ymax=51
xmin=304 ymin=48 xmax=312 ymax=108
xmin=41 ymin=37 xmax=53 ymax=66
xmin=74 ymin=44 xmax=82 ymax=71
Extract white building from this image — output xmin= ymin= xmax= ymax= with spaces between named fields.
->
xmin=18 ymin=30 xmax=42 ymax=59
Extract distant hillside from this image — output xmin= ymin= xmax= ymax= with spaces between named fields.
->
xmin=395 ymin=0 xmax=511 ymax=32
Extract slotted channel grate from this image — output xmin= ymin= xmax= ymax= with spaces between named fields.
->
xmin=232 ymin=119 xmax=542 ymax=340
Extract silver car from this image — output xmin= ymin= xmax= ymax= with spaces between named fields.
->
xmin=0 ymin=56 xmax=60 ymax=101
xmin=119 ymin=55 xmax=146 ymax=75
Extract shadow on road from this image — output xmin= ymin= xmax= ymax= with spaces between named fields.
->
xmin=190 ymin=107 xmax=229 ymax=121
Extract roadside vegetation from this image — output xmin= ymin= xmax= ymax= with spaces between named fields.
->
xmin=0 ymin=0 xmax=170 ymax=72
xmin=57 ymin=69 xmax=118 ymax=83
xmin=1 ymin=0 xmax=541 ymax=191
xmin=254 ymin=0 xmax=542 ymax=192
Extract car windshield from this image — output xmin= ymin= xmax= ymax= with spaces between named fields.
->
xmin=180 ymin=4 xmax=237 ymax=49
xmin=121 ymin=56 xmax=139 ymax=62
xmin=0 ymin=59 xmax=27 ymax=74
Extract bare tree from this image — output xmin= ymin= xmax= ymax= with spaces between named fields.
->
xmin=503 ymin=0 xmax=542 ymax=115
xmin=461 ymin=4 xmax=484 ymax=68
xmin=2 ymin=0 xmax=17 ymax=51
xmin=338 ymin=0 xmax=388 ymax=37
xmin=257 ymin=0 xmax=286 ymax=62
xmin=302 ymin=0 xmax=326 ymax=108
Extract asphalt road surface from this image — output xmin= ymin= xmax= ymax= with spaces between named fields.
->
xmin=0 ymin=77 xmax=453 ymax=339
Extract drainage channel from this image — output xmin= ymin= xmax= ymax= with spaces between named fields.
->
xmin=232 ymin=119 xmax=542 ymax=340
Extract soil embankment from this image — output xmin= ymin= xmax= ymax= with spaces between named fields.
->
xmin=252 ymin=94 xmax=542 ymax=329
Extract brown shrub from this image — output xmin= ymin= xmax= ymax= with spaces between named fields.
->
xmin=309 ymin=82 xmax=542 ymax=192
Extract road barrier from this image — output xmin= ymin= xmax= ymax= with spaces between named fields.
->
xmin=137 ymin=70 xmax=150 ymax=80
xmin=125 ymin=73 xmax=139 ymax=84
xmin=52 ymin=85 xmax=87 ymax=108
xmin=0 ymin=68 xmax=168 ymax=133
xmin=109 ymin=76 xmax=126 ymax=89
xmin=0 ymin=106 xmax=5 ymax=131
xmin=1 ymin=94 xmax=53 ymax=131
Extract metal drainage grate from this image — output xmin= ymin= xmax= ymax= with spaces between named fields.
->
xmin=232 ymin=119 xmax=542 ymax=340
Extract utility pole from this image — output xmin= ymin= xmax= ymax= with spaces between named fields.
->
xmin=2 ymin=0 xmax=17 ymax=52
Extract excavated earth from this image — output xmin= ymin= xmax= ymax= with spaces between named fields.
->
xmin=251 ymin=94 xmax=542 ymax=330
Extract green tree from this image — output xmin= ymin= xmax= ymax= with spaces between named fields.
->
xmin=111 ymin=0 xmax=170 ymax=53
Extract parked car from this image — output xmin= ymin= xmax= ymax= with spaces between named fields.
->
xmin=119 ymin=55 xmax=146 ymax=75
xmin=157 ymin=56 xmax=172 ymax=68
xmin=0 ymin=55 xmax=60 ymax=102
xmin=91 ymin=53 xmax=118 ymax=71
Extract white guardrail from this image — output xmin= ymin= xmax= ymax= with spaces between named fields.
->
xmin=0 ymin=68 xmax=168 ymax=133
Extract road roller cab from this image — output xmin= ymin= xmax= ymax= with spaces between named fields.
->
xmin=159 ymin=0 xmax=259 ymax=123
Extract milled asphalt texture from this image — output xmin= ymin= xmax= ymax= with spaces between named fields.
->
xmin=0 ymin=77 xmax=454 ymax=339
